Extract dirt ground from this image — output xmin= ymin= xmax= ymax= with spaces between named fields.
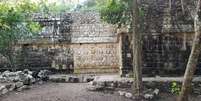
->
xmin=0 ymin=83 xmax=133 ymax=101
xmin=1 ymin=82 xmax=201 ymax=101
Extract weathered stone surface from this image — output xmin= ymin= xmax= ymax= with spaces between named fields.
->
xmin=118 ymin=91 xmax=126 ymax=96
xmin=87 ymin=85 xmax=104 ymax=91
xmin=0 ymin=85 xmax=5 ymax=91
xmin=11 ymin=12 xmax=119 ymax=74
xmin=15 ymin=82 xmax=24 ymax=88
xmin=17 ymin=85 xmax=30 ymax=92
xmin=153 ymin=89 xmax=160 ymax=95
xmin=38 ymin=70 xmax=50 ymax=81
xmin=0 ymin=70 xmax=52 ymax=95
xmin=125 ymin=92 xmax=133 ymax=98
xmin=1 ymin=87 xmax=8 ymax=95
xmin=68 ymin=76 xmax=79 ymax=83
xmin=8 ymin=84 xmax=15 ymax=91
xmin=0 ymin=85 xmax=9 ymax=95
xmin=83 ymin=77 xmax=94 ymax=83
xmin=144 ymin=93 xmax=154 ymax=100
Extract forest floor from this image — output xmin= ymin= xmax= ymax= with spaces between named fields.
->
xmin=1 ymin=76 xmax=201 ymax=101
xmin=0 ymin=83 xmax=132 ymax=101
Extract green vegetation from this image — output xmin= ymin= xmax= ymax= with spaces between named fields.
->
xmin=170 ymin=81 xmax=181 ymax=95
xmin=37 ymin=0 xmax=74 ymax=14
xmin=100 ymin=0 xmax=132 ymax=27
xmin=0 ymin=0 xmax=41 ymax=68
xmin=79 ymin=0 xmax=144 ymax=29
xmin=0 ymin=0 xmax=77 ymax=68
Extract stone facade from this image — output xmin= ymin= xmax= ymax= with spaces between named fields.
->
xmin=1 ymin=0 xmax=199 ymax=75
xmin=73 ymin=43 xmax=119 ymax=73
xmin=13 ymin=12 xmax=120 ymax=74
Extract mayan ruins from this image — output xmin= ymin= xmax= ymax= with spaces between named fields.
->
xmin=0 ymin=0 xmax=201 ymax=101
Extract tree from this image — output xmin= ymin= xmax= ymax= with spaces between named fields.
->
xmin=178 ymin=0 xmax=201 ymax=101
xmin=0 ymin=0 xmax=41 ymax=68
xmin=131 ymin=0 xmax=143 ymax=98
xmin=98 ymin=0 xmax=143 ymax=98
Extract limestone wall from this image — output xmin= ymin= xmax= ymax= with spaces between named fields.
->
xmin=73 ymin=44 xmax=119 ymax=73
xmin=13 ymin=12 xmax=120 ymax=74
xmin=15 ymin=43 xmax=120 ymax=74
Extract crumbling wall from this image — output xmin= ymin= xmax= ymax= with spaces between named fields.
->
xmin=13 ymin=12 xmax=119 ymax=74
xmin=121 ymin=32 xmax=201 ymax=75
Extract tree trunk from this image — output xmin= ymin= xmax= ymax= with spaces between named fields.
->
xmin=178 ymin=1 xmax=201 ymax=101
xmin=132 ymin=0 xmax=143 ymax=99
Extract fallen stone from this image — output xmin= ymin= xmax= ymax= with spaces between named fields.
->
xmin=17 ymin=85 xmax=30 ymax=92
xmin=68 ymin=77 xmax=79 ymax=83
xmin=23 ymin=74 xmax=35 ymax=85
xmin=8 ymin=84 xmax=15 ymax=91
xmin=96 ymin=81 xmax=106 ymax=87
xmin=0 ymin=76 xmax=6 ymax=82
xmin=118 ymin=91 xmax=126 ymax=96
xmin=23 ymin=69 xmax=33 ymax=75
xmin=89 ymin=81 xmax=97 ymax=86
xmin=83 ymin=77 xmax=94 ymax=82
xmin=0 ymin=85 xmax=6 ymax=92
xmin=2 ymin=71 xmax=11 ymax=77
xmin=15 ymin=82 xmax=24 ymax=88
xmin=87 ymin=85 xmax=104 ymax=91
xmin=1 ymin=88 xmax=8 ymax=95
xmin=144 ymin=93 xmax=154 ymax=99
xmin=38 ymin=70 xmax=50 ymax=81
xmin=125 ymin=92 xmax=133 ymax=98
xmin=153 ymin=89 xmax=159 ymax=95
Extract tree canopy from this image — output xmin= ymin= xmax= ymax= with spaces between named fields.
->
xmin=77 ymin=0 xmax=144 ymax=30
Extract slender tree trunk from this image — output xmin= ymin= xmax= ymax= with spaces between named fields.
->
xmin=132 ymin=0 xmax=143 ymax=99
xmin=181 ymin=0 xmax=185 ymax=14
xmin=178 ymin=1 xmax=201 ymax=101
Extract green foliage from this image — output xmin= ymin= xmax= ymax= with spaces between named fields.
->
xmin=0 ymin=0 xmax=41 ymax=67
xmin=75 ymin=0 xmax=104 ymax=11
xmin=170 ymin=81 xmax=181 ymax=95
xmin=100 ymin=0 xmax=131 ymax=27
xmin=78 ymin=0 xmax=143 ymax=29
xmin=37 ymin=0 xmax=74 ymax=14
xmin=100 ymin=0 xmax=145 ymax=31
xmin=77 ymin=0 xmax=133 ymax=27
xmin=0 ymin=0 xmax=76 ymax=68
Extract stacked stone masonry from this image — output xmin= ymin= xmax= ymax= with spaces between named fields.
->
xmin=13 ymin=12 xmax=120 ymax=74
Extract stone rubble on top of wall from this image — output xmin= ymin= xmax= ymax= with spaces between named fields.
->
xmin=32 ymin=12 xmax=101 ymax=24
xmin=70 ymin=12 xmax=101 ymax=24
xmin=29 ymin=12 xmax=118 ymax=44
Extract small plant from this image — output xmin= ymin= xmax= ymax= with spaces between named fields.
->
xmin=170 ymin=81 xmax=181 ymax=95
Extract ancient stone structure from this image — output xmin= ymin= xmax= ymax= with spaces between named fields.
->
xmin=13 ymin=12 xmax=120 ymax=74
xmin=0 ymin=0 xmax=200 ymax=75
xmin=121 ymin=0 xmax=200 ymax=75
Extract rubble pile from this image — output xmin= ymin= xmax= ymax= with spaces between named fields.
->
xmin=0 ymin=69 xmax=50 ymax=96
xmin=87 ymin=78 xmax=161 ymax=100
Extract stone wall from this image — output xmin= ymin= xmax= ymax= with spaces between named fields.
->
xmin=73 ymin=43 xmax=119 ymax=73
xmin=14 ymin=42 xmax=120 ymax=74
xmin=121 ymin=32 xmax=201 ymax=75
xmin=12 ymin=12 xmax=120 ymax=74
